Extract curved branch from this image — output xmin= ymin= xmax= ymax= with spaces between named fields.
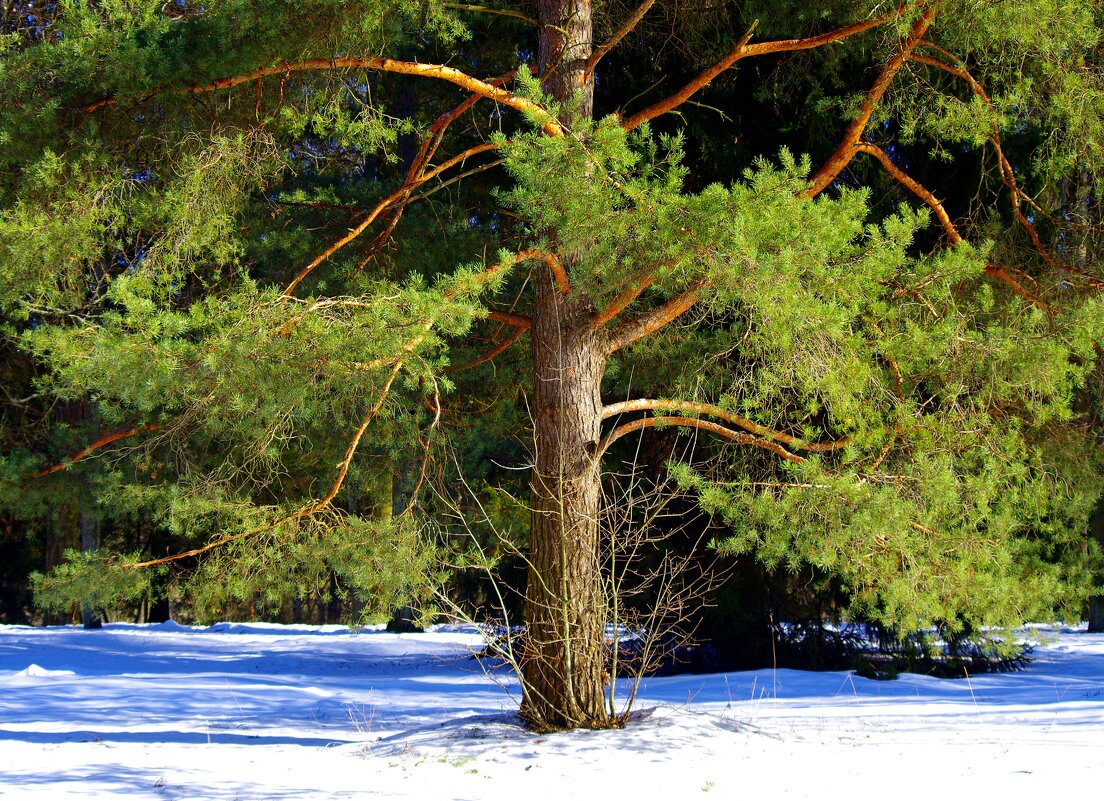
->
xmin=910 ymin=47 xmax=1104 ymax=291
xmin=607 ymin=281 xmax=703 ymax=353
xmin=83 ymin=56 xmax=563 ymax=136
xmin=598 ymin=416 xmax=807 ymax=463
xmin=855 ymin=143 xmax=961 ymax=243
xmin=31 ymin=423 xmax=163 ymax=478
xmin=805 ymin=5 xmax=937 ymax=198
xmin=445 ymin=324 xmax=528 ymax=373
xmin=584 ymin=0 xmax=655 ymax=79
xmin=622 ymin=9 xmax=899 ymax=131
xmin=518 ymin=248 xmax=570 ymax=293
xmin=601 ymin=399 xmax=849 ymax=453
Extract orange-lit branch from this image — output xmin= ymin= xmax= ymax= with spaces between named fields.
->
xmin=598 ymin=416 xmax=807 ymax=463
xmin=518 ymin=249 xmax=569 ymax=293
xmin=601 ymin=399 xmax=849 ymax=453
xmin=911 ymin=48 xmax=1104 ymax=291
xmin=84 ymin=57 xmax=562 ymax=135
xmin=487 ymin=309 xmax=533 ymax=328
xmin=805 ymin=6 xmax=937 ymax=198
xmin=592 ymin=273 xmax=657 ymax=328
xmin=282 ymin=141 xmax=500 ymax=296
xmin=622 ymin=11 xmax=898 ymax=131
xmin=855 ymin=143 xmax=961 ymax=243
xmin=608 ymin=281 xmax=704 ymax=352
xmin=446 ymin=324 xmax=528 ymax=373
xmin=855 ymin=144 xmax=1055 ymax=312
xmin=31 ymin=424 xmax=163 ymax=478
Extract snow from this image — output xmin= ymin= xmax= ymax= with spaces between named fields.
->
xmin=0 ymin=622 xmax=1101 ymax=799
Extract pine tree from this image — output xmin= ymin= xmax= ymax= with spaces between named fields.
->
xmin=2 ymin=1 xmax=1103 ymax=730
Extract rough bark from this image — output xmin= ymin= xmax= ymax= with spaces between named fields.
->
xmin=521 ymin=267 xmax=610 ymax=729
xmin=538 ymin=0 xmax=594 ymax=124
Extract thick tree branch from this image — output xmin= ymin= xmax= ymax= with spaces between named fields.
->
xmin=442 ymin=2 xmax=537 ymax=25
xmin=486 ymin=309 xmax=533 ymax=328
xmin=601 ymin=399 xmax=849 ymax=453
xmin=805 ymin=6 xmax=937 ymax=198
xmin=591 ymin=274 xmax=656 ymax=328
xmin=83 ymin=57 xmax=563 ymax=136
xmin=598 ymin=416 xmax=807 ymax=463
xmin=856 ymin=143 xmax=961 ymax=243
xmin=622 ymin=10 xmax=899 ymax=131
xmin=518 ymin=249 xmax=570 ymax=293
xmin=31 ymin=423 xmax=163 ymax=478
xmin=607 ymin=281 xmax=703 ymax=353
xmin=584 ymin=0 xmax=655 ymax=79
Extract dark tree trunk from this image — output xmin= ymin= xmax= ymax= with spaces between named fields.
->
xmin=1089 ymin=498 xmax=1104 ymax=633
xmin=80 ymin=509 xmax=102 ymax=629
xmin=518 ymin=0 xmax=611 ymax=730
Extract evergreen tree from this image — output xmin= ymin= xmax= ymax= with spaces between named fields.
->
xmin=2 ymin=0 xmax=1103 ymax=730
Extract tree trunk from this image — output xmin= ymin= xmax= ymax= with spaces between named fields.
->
xmin=518 ymin=0 xmax=609 ymax=730
xmin=1089 ymin=496 xmax=1104 ymax=633
xmin=521 ymin=269 xmax=610 ymax=729
xmin=80 ymin=508 xmax=102 ymax=629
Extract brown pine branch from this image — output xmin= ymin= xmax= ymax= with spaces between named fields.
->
xmin=442 ymin=2 xmax=537 ymax=25
xmin=584 ymin=0 xmax=655 ymax=79
xmin=282 ymin=141 xmax=500 ymax=296
xmin=518 ymin=249 xmax=570 ymax=293
xmin=855 ymin=142 xmax=961 ymax=243
xmin=486 ymin=309 xmax=533 ymax=328
xmin=911 ymin=47 xmax=1104 ymax=291
xmin=607 ymin=281 xmax=704 ymax=353
xmin=31 ymin=423 xmax=163 ymax=479
xmin=601 ymin=399 xmax=849 ymax=453
xmin=126 ymin=254 xmax=522 ymax=570
xmin=83 ymin=56 xmax=563 ymax=135
xmin=805 ymin=5 xmax=937 ymax=198
xmin=445 ymin=324 xmax=528 ymax=373
xmin=598 ymin=416 xmax=807 ymax=463
xmin=591 ymin=273 xmax=657 ymax=328
xmin=856 ymin=142 xmax=1055 ymax=312
xmin=622 ymin=10 xmax=899 ymax=132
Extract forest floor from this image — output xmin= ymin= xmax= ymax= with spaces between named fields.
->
xmin=0 ymin=620 xmax=1102 ymax=799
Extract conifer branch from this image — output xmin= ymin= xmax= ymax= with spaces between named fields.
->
xmin=282 ymin=142 xmax=500 ymax=296
xmin=584 ymin=0 xmax=655 ymax=79
xmin=83 ymin=57 xmax=563 ymax=136
xmin=601 ymin=399 xmax=849 ymax=453
xmin=30 ymin=423 xmax=163 ymax=478
xmin=622 ymin=9 xmax=900 ymax=132
xmin=910 ymin=47 xmax=1104 ymax=291
xmin=607 ymin=281 xmax=704 ymax=353
xmin=442 ymin=2 xmax=538 ymax=25
xmin=805 ymin=5 xmax=937 ymax=198
xmin=486 ymin=310 xmax=533 ymax=328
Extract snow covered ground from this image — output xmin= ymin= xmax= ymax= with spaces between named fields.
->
xmin=0 ymin=621 xmax=1101 ymax=800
